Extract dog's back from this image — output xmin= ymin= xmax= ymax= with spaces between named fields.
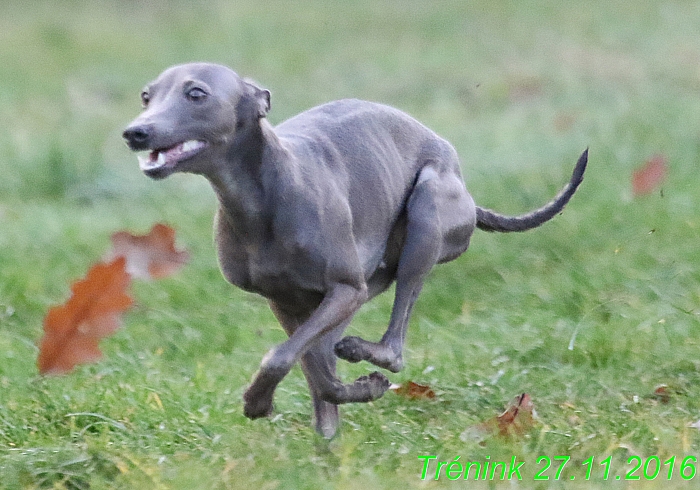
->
xmin=275 ymin=98 xmax=467 ymax=269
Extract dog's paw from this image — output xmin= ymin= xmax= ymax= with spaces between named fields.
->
xmin=243 ymin=387 xmax=274 ymax=419
xmin=335 ymin=337 xmax=404 ymax=372
xmin=334 ymin=336 xmax=367 ymax=363
xmin=353 ymin=371 xmax=391 ymax=401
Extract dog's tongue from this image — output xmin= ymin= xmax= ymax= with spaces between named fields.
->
xmin=138 ymin=140 xmax=204 ymax=171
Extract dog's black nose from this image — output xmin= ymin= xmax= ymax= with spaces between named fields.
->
xmin=122 ymin=125 xmax=151 ymax=149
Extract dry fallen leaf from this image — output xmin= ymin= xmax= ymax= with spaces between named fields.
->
xmin=37 ymin=258 xmax=133 ymax=375
xmin=632 ymin=154 xmax=668 ymax=196
xmin=391 ymin=381 xmax=436 ymax=400
xmin=108 ymin=223 xmax=189 ymax=280
xmin=493 ymin=393 xmax=537 ymax=436
xmin=652 ymin=384 xmax=671 ymax=404
xmin=460 ymin=393 xmax=537 ymax=442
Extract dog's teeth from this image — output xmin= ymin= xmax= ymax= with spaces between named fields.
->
xmin=182 ymin=140 xmax=196 ymax=152
xmin=157 ymin=151 xmax=167 ymax=167
xmin=137 ymin=155 xmax=150 ymax=169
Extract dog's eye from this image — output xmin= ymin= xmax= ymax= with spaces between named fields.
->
xmin=186 ymin=87 xmax=208 ymax=102
xmin=140 ymin=90 xmax=150 ymax=108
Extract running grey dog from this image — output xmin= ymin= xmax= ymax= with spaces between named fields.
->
xmin=123 ymin=62 xmax=587 ymax=438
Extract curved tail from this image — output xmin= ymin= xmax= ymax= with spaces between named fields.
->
xmin=476 ymin=149 xmax=588 ymax=233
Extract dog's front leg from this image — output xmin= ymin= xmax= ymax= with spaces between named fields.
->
xmin=243 ymin=283 xmax=367 ymax=419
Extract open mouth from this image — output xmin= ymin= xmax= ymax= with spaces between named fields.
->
xmin=137 ymin=140 xmax=207 ymax=173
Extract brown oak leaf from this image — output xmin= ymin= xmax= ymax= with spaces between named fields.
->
xmin=108 ymin=223 xmax=189 ymax=280
xmin=37 ymin=257 xmax=133 ymax=375
xmin=460 ymin=393 xmax=537 ymax=442
xmin=632 ymin=154 xmax=668 ymax=196
xmin=391 ymin=381 xmax=436 ymax=400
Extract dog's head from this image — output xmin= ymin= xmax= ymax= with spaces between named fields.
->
xmin=123 ymin=63 xmax=270 ymax=179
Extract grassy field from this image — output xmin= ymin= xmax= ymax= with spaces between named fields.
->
xmin=2 ymin=0 xmax=700 ymax=487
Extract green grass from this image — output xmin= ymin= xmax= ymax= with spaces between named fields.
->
xmin=2 ymin=0 xmax=700 ymax=487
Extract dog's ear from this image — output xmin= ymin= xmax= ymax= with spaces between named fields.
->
xmin=256 ymin=88 xmax=271 ymax=118
xmin=243 ymin=79 xmax=271 ymax=118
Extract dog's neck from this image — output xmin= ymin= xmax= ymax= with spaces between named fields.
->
xmin=207 ymin=119 xmax=284 ymax=235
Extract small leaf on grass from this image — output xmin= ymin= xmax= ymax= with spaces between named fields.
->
xmin=493 ymin=393 xmax=537 ymax=436
xmin=391 ymin=381 xmax=436 ymax=400
xmin=37 ymin=258 xmax=133 ymax=375
xmin=460 ymin=393 xmax=537 ymax=442
xmin=108 ymin=223 xmax=189 ymax=280
xmin=632 ymin=154 xmax=668 ymax=196
xmin=652 ymin=384 xmax=671 ymax=404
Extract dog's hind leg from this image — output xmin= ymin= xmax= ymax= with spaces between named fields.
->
xmin=335 ymin=162 xmax=476 ymax=372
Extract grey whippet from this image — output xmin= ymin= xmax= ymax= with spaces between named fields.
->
xmin=123 ymin=62 xmax=587 ymax=438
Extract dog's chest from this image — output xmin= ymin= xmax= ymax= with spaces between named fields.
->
xmin=215 ymin=210 xmax=326 ymax=306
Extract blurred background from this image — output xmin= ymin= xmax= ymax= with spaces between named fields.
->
xmin=3 ymin=0 xmax=698 ymax=205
